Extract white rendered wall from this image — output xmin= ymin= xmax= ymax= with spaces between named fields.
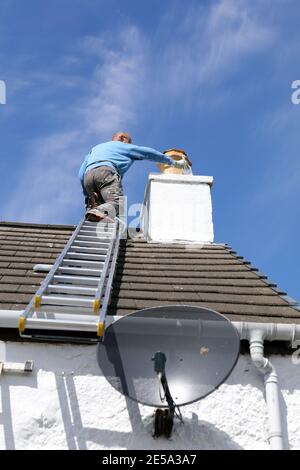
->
xmin=142 ymin=174 xmax=214 ymax=243
xmin=0 ymin=340 xmax=299 ymax=450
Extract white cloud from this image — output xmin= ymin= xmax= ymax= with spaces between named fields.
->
xmin=155 ymin=0 xmax=276 ymax=99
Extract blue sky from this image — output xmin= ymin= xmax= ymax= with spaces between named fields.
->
xmin=0 ymin=0 xmax=300 ymax=301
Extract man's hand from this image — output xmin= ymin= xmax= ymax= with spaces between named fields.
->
xmin=173 ymin=157 xmax=192 ymax=169
xmin=173 ymin=158 xmax=186 ymax=169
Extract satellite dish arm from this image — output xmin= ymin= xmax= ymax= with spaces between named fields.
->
xmin=160 ymin=373 xmax=175 ymax=411
xmin=152 ymin=351 xmax=183 ymax=438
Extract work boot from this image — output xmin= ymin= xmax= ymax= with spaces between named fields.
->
xmin=87 ymin=192 xmax=99 ymax=209
xmin=85 ymin=208 xmax=106 ymax=222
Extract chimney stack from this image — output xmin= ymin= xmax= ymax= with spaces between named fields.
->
xmin=142 ymin=155 xmax=214 ymax=243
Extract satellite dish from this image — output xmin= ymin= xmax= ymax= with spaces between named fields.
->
xmin=97 ymin=305 xmax=240 ymax=409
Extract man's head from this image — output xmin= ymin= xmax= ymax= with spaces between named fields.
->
xmin=112 ymin=131 xmax=132 ymax=144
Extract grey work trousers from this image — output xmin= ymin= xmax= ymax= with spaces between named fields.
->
xmin=83 ymin=166 xmax=124 ymax=218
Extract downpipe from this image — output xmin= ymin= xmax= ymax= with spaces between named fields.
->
xmin=248 ymin=329 xmax=284 ymax=450
xmin=233 ymin=322 xmax=299 ymax=450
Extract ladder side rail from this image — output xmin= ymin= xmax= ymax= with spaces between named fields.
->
xmin=97 ymin=225 xmax=121 ymax=338
xmin=93 ymin=221 xmax=118 ymax=311
xmin=21 ymin=217 xmax=85 ymax=321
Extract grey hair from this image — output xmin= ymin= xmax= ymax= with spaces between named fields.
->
xmin=112 ymin=132 xmax=132 ymax=143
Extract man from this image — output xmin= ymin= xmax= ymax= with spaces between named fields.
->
xmin=78 ymin=132 xmax=189 ymax=222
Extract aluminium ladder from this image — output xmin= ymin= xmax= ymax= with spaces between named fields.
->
xmin=18 ymin=217 xmax=121 ymax=342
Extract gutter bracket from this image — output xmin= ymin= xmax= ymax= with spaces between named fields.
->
xmin=290 ymin=324 xmax=300 ymax=349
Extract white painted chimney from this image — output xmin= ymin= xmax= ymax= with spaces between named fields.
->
xmin=142 ymin=173 xmax=214 ymax=244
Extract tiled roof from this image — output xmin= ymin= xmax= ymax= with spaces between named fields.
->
xmin=0 ymin=222 xmax=74 ymax=310
xmin=0 ymin=221 xmax=299 ymax=324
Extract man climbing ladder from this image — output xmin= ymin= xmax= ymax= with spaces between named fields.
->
xmin=78 ymin=132 xmax=190 ymax=222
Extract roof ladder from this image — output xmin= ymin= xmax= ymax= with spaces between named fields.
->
xmin=18 ymin=217 xmax=121 ymax=343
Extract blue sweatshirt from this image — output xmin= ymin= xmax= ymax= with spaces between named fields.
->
xmin=78 ymin=141 xmax=175 ymax=195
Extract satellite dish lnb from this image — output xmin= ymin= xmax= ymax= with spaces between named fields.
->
xmin=97 ymin=305 xmax=240 ymax=437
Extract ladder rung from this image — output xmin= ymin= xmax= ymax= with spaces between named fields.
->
xmin=82 ymin=221 xmax=116 ymax=228
xmin=70 ymin=245 xmax=109 ymax=254
xmin=73 ymin=240 xmax=110 ymax=248
xmin=41 ymin=295 xmax=94 ymax=308
xmin=77 ymin=235 xmax=112 ymax=242
xmin=79 ymin=228 xmax=114 ymax=235
xmin=61 ymin=259 xmax=104 ymax=268
xmin=47 ymin=284 xmax=97 ymax=296
xmin=65 ymin=252 xmax=107 ymax=261
xmin=30 ymin=304 xmax=94 ymax=315
xmin=53 ymin=275 xmax=101 ymax=285
xmin=58 ymin=266 xmax=102 ymax=276
xmin=78 ymin=228 xmax=114 ymax=236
